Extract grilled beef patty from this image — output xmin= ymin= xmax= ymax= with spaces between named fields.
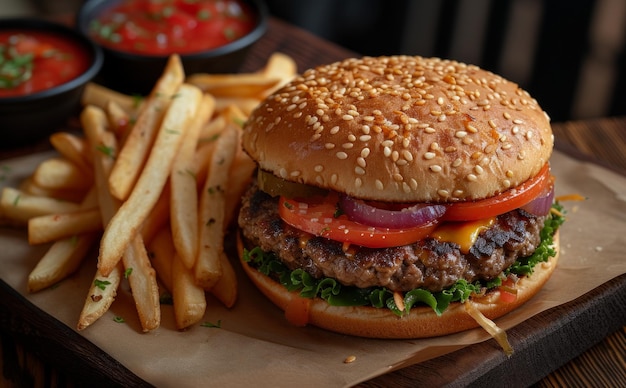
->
xmin=238 ymin=182 xmax=546 ymax=292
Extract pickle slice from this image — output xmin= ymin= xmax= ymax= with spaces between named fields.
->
xmin=257 ymin=169 xmax=328 ymax=198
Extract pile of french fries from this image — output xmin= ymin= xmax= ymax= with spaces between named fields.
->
xmin=0 ymin=53 xmax=296 ymax=331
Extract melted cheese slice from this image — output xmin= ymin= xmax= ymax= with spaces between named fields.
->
xmin=431 ymin=217 xmax=496 ymax=253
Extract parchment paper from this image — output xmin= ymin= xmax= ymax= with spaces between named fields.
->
xmin=1 ymin=150 xmax=625 ymax=387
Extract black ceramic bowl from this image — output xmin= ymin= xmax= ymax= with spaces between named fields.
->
xmin=76 ymin=0 xmax=268 ymax=95
xmin=0 ymin=18 xmax=103 ymax=148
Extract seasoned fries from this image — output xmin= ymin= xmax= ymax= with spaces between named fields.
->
xmin=99 ymin=82 xmax=202 ymax=276
xmin=1 ymin=52 xmax=298 ymax=332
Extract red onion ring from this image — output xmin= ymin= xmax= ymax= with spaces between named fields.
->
xmin=520 ymin=184 xmax=555 ymax=216
xmin=339 ymin=195 xmax=446 ymax=229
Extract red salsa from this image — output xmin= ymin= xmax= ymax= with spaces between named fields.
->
xmin=89 ymin=0 xmax=257 ymax=55
xmin=0 ymin=31 xmax=91 ymax=97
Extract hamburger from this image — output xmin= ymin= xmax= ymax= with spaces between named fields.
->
xmin=237 ymin=56 xmax=564 ymax=340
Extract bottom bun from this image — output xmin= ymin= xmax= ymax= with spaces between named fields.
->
xmin=237 ymin=232 xmax=560 ymax=339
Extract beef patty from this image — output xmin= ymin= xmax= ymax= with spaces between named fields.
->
xmin=238 ymin=182 xmax=546 ymax=292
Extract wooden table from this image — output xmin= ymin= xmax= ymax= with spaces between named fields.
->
xmin=1 ymin=17 xmax=625 ymax=387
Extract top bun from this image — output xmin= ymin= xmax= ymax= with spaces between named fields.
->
xmin=242 ymin=56 xmax=553 ymax=202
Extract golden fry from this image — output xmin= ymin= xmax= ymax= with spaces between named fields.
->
xmin=194 ymin=124 xmax=238 ymax=289
xmin=0 ymin=187 xmax=81 ymax=224
xmin=122 ymin=234 xmax=161 ymax=332
xmin=99 ymin=83 xmax=202 ymax=277
xmin=32 ymin=157 xmax=93 ymax=191
xmin=28 ymin=208 xmax=101 ymax=245
xmin=28 ymin=232 xmax=98 ymax=292
xmin=170 ymin=94 xmax=215 ymax=269
xmin=173 ymin=252 xmax=207 ymax=330
xmin=147 ymin=225 xmax=175 ymax=292
xmin=210 ymin=251 xmax=238 ymax=308
xmin=81 ymin=82 xmax=142 ymax=115
xmin=49 ymin=132 xmax=92 ymax=174
xmin=77 ymin=262 xmax=123 ymax=331
xmin=108 ymin=54 xmax=185 ymax=201
xmin=187 ymin=73 xmax=280 ymax=98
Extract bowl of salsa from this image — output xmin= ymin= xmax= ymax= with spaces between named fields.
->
xmin=0 ymin=18 xmax=103 ymax=148
xmin=77 ymin=0 xmax=268 ymax=94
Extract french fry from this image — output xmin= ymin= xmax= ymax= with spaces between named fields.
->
xmin=195 ymin=124 xmax=238 ymax=289
xmin=81 ymin=82 xmax=143 ymax=115
xmin=147 ymin=225 xmax=175 ymax=292
xmin=187 ymin=73 xmax=280 ymax=98
xmin=77 ymin=262 xmax=123 ymax=331
xmin=28 ymin=232 xmax=99 ymax=293
xmin=0 ymin=187 xmax=81 ymax=224
xmin=259 ymin=52 xmax=297 ymax=97
xmin=209 ymin=251 xmax=238 ymax=308
xmin=170 ymin=93 xmax=215 ymax=269
xmin=140 ymin=181 xmax=171 ymax=245
xmin=224 ymin=132 xmax=256 ymax=229
xmin=28 ymin=208 xmax=101 ymax=245
xmin=99 ymin=83 xmax=202 ymax=277
xmin=32 ymin=157 xmax=93 ymax=191
xmin=78 ymin=105 xmax=123 ymax=330
xmin=172 ymin=252 xmax=207 ymax=330
xmin=108 ymin=54 xmax=185 ymax=201
xmin=19 ymin=177 xmax=86 ymax=203
xmin=106 ymin=100 xmax=133 ymax=140
xmin=49 ymin=132 xmax=92 ymax=174
xmin=122 ymin=234 xmax=161 ymax=332
xmin=198 ymin=114 xmax=226 ymax=145
xmin=27 ymin=188 xmax=100 ymax=290
xmin=214 ymin=96 xmax=261 ymax=116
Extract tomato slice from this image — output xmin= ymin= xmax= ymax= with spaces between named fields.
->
xmin=444 ymin=163 xmax=552 ymax=221
xmin=278 ymin=193 xmax=439 ymax=248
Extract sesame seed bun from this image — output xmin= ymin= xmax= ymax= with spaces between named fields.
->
xmin=242 ymin=56 xmax=553 ymax=202
xmin=237 ymin=232 xmax=559 ymax=339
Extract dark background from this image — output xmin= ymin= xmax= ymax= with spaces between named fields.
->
xmin=264 ymin=0 xmax=626 ymax=123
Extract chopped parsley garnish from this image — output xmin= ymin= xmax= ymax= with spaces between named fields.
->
xmin=201 ymin=320 xmax=222 ymax=328
xmin=94 ymin=279 xmax=111 ymax=290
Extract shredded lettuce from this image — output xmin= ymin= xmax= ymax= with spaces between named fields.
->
xmin=243 ymin=203 xmax=566 ymax=317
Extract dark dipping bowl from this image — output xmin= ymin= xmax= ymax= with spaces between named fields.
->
xmin=0 ymin=18 xmax=103 ymax=149
xmin=76 ymin=0 xmax=269 ymax=95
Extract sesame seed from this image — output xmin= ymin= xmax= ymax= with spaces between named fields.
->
xmin=503 ymin=179 xmax=511 ymax=188
xmin=503 ymin=112 xmax=511 ymax=119
xmin=466 ymin=174 xmax=477 ymax=181
xmin=361 ymin=147 xmax=370 ymax=158
xmin=383 ymin=146 xmax=392 ymax=157
xmin=331 ymin=174 xmax=338 ymax=184
xmin=375 ymin=180 xmax=384 ymax=190
xmin=455 ymin=131 xmax=467 ymax=138
xmin=355 ymin=166 xmax=366 ymax=175
xmin=506 ymin=170 xmax=514 ymax=177
xmin=526 ymin=130 xmax=533 ymax=140
xmin=357 ymin=157 xmax=366 ymax=168
xmin=336 ymin=151 xmax=348 ymax=159
xmin=343 ymin=114 xmax=354 ymax=121
xmin=279 ymin=168 xmax=288 ymax=178
xmin=393 ymin=173 xmax=403 ymax=182
xmin=314 ymin=165 xmax=324 ymax=172
xmin=342 ymin=143 xmax=354 ymax=149
xmin=325 ymin=143 xmax=335 ymax=149
xmin=474 ymin=165 xmax=484 ymax=174
xmin=513 ymin=119 xmax=524 ymax=124
xmin=429 ymin=165 xmax=442 ymax=173
xmin=424 ymin=152 xmax=436 ymax=160
xmin=438 ymin=189 xmax=450 ymax=197
xmin=330 ymin=126 xmax=340 ymax=134
xmin=452 ymin=158 xmax=462 ymax=167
